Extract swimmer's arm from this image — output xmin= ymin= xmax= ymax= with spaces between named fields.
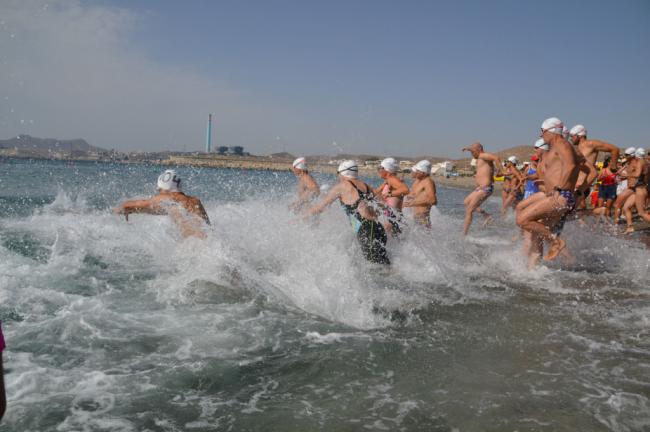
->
xmin=305 ymin=184 xmax=342 ymax=216
xmin=592 ymin=141 xmax=619 ymax=170
xmin=404 ymin=182 xmax=436 ymax=206
xmin=481 ymin=153 xmax=503 ymax=176
xmin=372 ymin=183 xmax=386 ymax=198
xmin=386 ymin=176 xmax=409 ymax=198
xmin=114 ymin=198 xmax=161 ymax=215
xmin=193 ymin=200 xmax=211 ymax=225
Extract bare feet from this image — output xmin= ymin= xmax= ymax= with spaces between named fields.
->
xmin=482 ymin=214 xmax=493 ymax=228
xmin=544 ymin=237 xmax=566 ymax=261
xmin=624 ymin=226 xmax=635 ymax=235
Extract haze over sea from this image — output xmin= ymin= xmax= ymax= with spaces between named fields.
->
xmin=0 ymin=159 xmax=648 ymax=431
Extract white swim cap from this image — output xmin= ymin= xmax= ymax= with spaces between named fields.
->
xmin=292 ymin=157 xmax=307 ymax=170
xmin=570 ymin=124 xmax=587 ymax=137
xmin=507 ymin=156 xmax=518 ymax=164
xmin=635 ymin=147 xmax=646 ymax=158
xmin=157 ymin=170 xmax=181 ymax=192
xmin=412 ymin=159 xmax=431 ymax=173
xmin=380 ymin=157 xmax=399 ymax=173
xmin=534 ymin=138 xmax=549 ymax=150
xmin=541 ymin=117 xmax=564 ymax=135
xmin=624 ymin=147 xmax=636 ymax=156
xmin=337 ymin=160 xmax=359 ymax=178
xmin=562 ymin=126 xmax=569 ymax=139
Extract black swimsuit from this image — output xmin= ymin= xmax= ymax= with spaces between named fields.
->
xmin=340 ymin=181 xmax=390 ymax=265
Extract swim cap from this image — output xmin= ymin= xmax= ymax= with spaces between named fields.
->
xmin=337 ymin=160 xmax=359 ymax=178
xmin=412 ymin=159 xmax=431 ymax=173
xmin=541 ymin=117 xmax=564 ymax=135
xmin=507 ymin=156 xmax=518 ymax=164
xmin=570 ymin=124 xmax=587 ymax=137
xmin=380 ymin=157 xmax=399 ymax=173
xmin=292 ymin=157 xmax=307 ymax=170
xmin=534 ymin=138 xmax=548 ymax=150
xmin=562 ymin=126 xmax=569 ymax=139
xmin=624 ymin=147 xmax=636 ymax=156
xmin=157 ymin=170 xmax=181 ymax=192
xmin=635 ymin=147 xmax=646 ymax=158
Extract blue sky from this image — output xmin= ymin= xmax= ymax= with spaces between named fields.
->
xmin=1 ymin=0 xmax=649 ymax=156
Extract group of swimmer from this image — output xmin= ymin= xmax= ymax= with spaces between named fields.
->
xmin=114 ymin=116 xmax=649 ymax=268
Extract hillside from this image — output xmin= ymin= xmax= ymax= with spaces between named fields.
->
xmin=0 ymin=134 xmax=106 ymax=157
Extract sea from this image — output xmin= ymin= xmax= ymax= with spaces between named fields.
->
xmin=0 ymin=158 xmax=649 ymax=432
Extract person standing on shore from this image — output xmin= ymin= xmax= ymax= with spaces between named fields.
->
xmin=613 ymin=147 xmax=640 ymax=224
xmin=114 ymin=170 xmax=211 ymax=239
xmin=516 ymin=117 xmax=580 ymax=262
xmin=403 ymin=160 xmax=437 ymax=228
xmin=374 ymin=158 xmax=409 ymax=236
xmin=461 ymin=142 xmax=502 ymax=236
xmin=305 ymin=160 xmax=390 ymax=264
xmin=289 ymin=157 xmax=319 ymax=212
xmin=622 ymin=148 xmax=649 ymax=234
xmin=501 ymin=156 xmax=525 ymax=216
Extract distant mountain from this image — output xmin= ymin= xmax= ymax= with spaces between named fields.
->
xmin=0 ymin=134 xmax=107 ymax=157
xmin=268 ymin=152 xmax=295 ymax=160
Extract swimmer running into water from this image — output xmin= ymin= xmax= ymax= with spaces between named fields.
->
xmin=374 ymin=157 xmax=409 ymax=236
xmin=462 ymin=142 xmax=503 ymax=235
xmin=305 ymin=160 xmax=390 ymax=264
xmin=403 ymin=160 xmax=437 ymax=228
xmin=289 ymin=157 xmax=319 ymax=213
xmin=114 ymin=170 xmax=210 ymax=239
xmin=516 ymin=117 xmax=580 ymax=263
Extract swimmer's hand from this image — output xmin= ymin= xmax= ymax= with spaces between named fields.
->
xmin=113 ymin=206 xmax=129 ymax=221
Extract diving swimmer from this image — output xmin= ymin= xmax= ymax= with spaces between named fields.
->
xmin=403 ymin=160 xmax=437 ymax=228
xmin=305 ymin=160 xmax=390 ymax=264
xmin=289 ymin=157 xmax=319 ymax=212
xmin=114 ymin=170 xmax=210 ymax=239
xmin=462 ymin=142 xmax=503 ymax=235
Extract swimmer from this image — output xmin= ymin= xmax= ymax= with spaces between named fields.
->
xmin=461 ymin=142 xmax=503 ymax=235
xmin=569 ymin=124 xmax=618 ymax=210
xmin=516 ymin=117 xmax=580 ymax=263
xmin=613 ymin=147 xmax=640 ymax=224
xmin=403 ymin=160 xmax=437 ymax=228
xmin=289 ymin=157 xmax=319 ymax=212
xmin=501 ymin=156 xmax=525 ymax=216
xmin=305 ymin=160 xmax=389 ymax=264
xmin=0 ymin=322 xmax=5 ymax=421
xmin=113 ymin=170 xmax=210 ymax=239
xmin=623 ymin=148 xmax=650 ymax=233
xmin=374 ymin=157 xmax=409 ymax=236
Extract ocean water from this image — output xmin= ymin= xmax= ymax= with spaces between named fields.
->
xmin=0 ymin=158 xmax=649 ymax=432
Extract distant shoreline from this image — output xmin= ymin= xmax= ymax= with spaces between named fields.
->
xmin=2 ymin=154 xmax=485 ymax=190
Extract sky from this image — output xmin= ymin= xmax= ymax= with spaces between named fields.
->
xmin=0 ymin=0 xmax=648 ymax=157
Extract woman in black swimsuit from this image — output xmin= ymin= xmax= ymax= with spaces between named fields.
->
xmin=305 ymin=160 xmax=389 ymax=264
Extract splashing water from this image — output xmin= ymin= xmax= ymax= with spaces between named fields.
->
xmin=0 ymin=159 xmax=649 ymax=431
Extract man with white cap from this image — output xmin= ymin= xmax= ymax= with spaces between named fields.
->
xmin=501 ymin=155 xmax=525 ymax=216
xmin=403 ymin=160 xmax=437 ymax=228
xmin=613 ymin=147 xmax=641 ymax=224
xmin=461 ymin=142 xmax=503 ymax=235
xmin=516 ymin=117 xmax=580 ymax=261
xmin=290 ymin=157 xmax=319 ymax=212
xmin=569 ymin=124 xmax=619 ymax=210
xmin=621 ymin=148 xmax=650 ymax=233
xmin=114 ymin=169 xmax=210 ymax=238
xmin=374 ymin=157 xmax=409 ymax=236
xmin=305 ymin=160 xmax=389 ymax=264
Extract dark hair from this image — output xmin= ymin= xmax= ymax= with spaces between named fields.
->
xmin=603 ymin=157 xmax=611 ymax=168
